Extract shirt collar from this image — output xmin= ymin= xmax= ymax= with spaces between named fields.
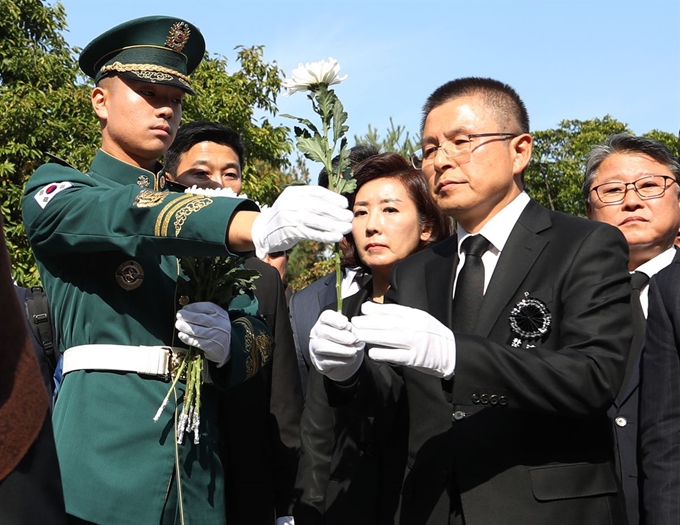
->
xmin=635 ymin=246 xmax=677 ymax=279
xmin=457 ymin=191 xmax=531 ymax=254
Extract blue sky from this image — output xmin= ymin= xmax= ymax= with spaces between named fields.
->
xmin=58 ymin=0 xmax=679 ymax=158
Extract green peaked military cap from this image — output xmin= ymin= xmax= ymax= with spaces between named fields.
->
xmin=79 ymin=15 xmax=205 ymax=95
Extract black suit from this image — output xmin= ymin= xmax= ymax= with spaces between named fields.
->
xmin=639 ymin=256 xmax=680 ymax=525
xmin=330 ymin=199 xmax=632 ymax=525
xmin=610 ymin=248 xmax=679 ymax=525
xmin=295 ymin=285 xmax=407 ymax=524
xmin=289 ymin=273 xmax=338 ymax=394
xmin=218 ymin=258 xmax=303 ymax=523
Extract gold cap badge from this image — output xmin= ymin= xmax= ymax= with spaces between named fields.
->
xmin=165 ymin=22 xmax=191 ymax=52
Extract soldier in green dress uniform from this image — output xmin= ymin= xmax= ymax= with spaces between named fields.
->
xmin=21 ymin=15 xmax=352 ymax=525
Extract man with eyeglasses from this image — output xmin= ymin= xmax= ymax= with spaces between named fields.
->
xmin=584 ymin=134 xmax=680 ymax=525
xmin=308 ymin=77 xmax=632 ymax=524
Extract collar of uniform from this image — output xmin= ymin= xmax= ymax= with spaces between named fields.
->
xmin=90 ymin=149 xmax=163 ymax=189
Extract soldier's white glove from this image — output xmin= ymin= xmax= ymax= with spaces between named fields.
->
xmin=276 ymin=517 xmax=294 ymax=525
xmin=352 ymin=302 xmax=457 ymax=379
xmin=309 ymin=310 xmax=365 ymax=382
xmin=251 ymin=186 xmax=353 ymax=258
xmin=175 ymin=302 xmax=231 ymax=367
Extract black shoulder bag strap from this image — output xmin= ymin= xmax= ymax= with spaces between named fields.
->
xmin=24 ymin=285 xmax=57 ymax=371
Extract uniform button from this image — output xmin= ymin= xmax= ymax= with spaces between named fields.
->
xmin=471 ymin=394 xmax=480 ymax=404
xmin=480 ymin=394 xmax=489 ymax=405
xmin=489 ymin=394 xmax=499 ymax=405
xmin=615 ymin=417 xmax=627 ymax=427
xmin=499 ymin=396 xmax=508 ymax=406
xmin=452 ymin=410 xmax=466 ymax=421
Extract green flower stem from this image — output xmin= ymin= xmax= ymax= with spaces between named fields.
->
xmin=334 ymin=247 xmax=343 ymax=312
xmin=154 ymin=355 xmax=189 ymax=422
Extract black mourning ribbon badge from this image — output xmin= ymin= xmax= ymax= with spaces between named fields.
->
xmin=509 ymin=292 xmax=551 ymax=348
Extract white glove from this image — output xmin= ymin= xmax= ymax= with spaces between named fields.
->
xmin=251 ymin=186 xmax=353 ymax=258
xmin=175 ymin=302 xmax=232 ymax=367
xmin=352 ymin=302 xmax=457 ymax=379
xmin=309 ymin=310 xmax=365 ymax=382
xmin=276 ymin=517 xmax=294 ymax=525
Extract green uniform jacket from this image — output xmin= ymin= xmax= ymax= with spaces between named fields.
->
xmin=22 ymin=150 xmax=269 ymax=525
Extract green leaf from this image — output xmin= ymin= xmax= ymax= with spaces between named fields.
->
xmin=334 ymin=177 xmax=357 ymax=195
xmin=281 ymin=114 xmax=320 ymax=136
xmin=332 ymin=98 xmax=349 ymax=143
xmin=293 ymin=126 xmax=312 ymax=140
xmin=296 ymin=136 xmax=329 ymax=165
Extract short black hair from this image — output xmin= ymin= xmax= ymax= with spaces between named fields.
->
xmin=341 ymin=152 xmax=454 ymax=271
xmin=318 ymin=144 xmax=380 ymax=188
xmin=421 ymin=77 xmax=529 ymax=135
xmin=583 ymin=133 xmax=680 ymax=202
xmin=164 ymin=120 xmax=245 ymax=175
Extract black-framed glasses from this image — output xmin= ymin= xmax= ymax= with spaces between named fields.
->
xmin=411 ymin=133 xmax=519 ymax=170
xmin=591 ymin=175 xmax=678 ymax=204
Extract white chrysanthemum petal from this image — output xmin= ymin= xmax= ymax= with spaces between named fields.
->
xmin=184 ymin=186 xmax=265 ymax=210
xmin=283 ymin=57 xmax=347 ymax=95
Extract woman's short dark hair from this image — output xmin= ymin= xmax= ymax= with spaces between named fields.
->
xmin=341 ymin=152 xmax=453 ymax=271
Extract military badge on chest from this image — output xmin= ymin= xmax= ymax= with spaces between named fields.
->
xmin=508 ymin=292 xmax=551 ymax=348
xmin=116 ymin=260 xmax=145 ymax=290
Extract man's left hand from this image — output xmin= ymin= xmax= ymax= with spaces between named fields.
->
xmin=352 ymin=302 xmax=457 ymax=379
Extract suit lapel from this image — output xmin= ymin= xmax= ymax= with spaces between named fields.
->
xmin=615 ymin=248 xmax=680 ymax=406
xmin=476 ymin=200 xmax=551 ymax=337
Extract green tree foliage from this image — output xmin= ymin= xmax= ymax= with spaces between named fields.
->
xmin=181 ymin=46 xmax=291 ymax=205
xmin=1 ymin=1 xmax=293 ymax=286
xmin=287 ymin=240 xmax=335 ymax=292
xmin=525 ymin=116 xmax=631 ymax=217
xmin=354 ymin=117 xmax=419 ymax=157
xmin=525 ymin=116 xmax=680 ymax=217
xmin=0 ymin=0 xmax=94 ymax=286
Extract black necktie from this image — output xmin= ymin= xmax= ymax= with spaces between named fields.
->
xmin=622 ymin=270 xmax=649 ymax=387
xmin=630 ymin=271 xmax=649 ymax=296
xmin=631 ymin=270 xmax=649 ymax=325
xmin=451 ymin=235 xmax=490 ymax=333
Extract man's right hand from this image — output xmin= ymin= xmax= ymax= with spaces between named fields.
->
xmin=309 ymin=310 xmax=365 ymax=382
xmin=250 ymin=186 xmax=353 ymax=258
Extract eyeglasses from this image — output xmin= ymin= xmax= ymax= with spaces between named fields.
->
xmin=590 ymin=175 xmax=678 ymax=204
xmin=411 ymin=133 xmax=519 ymax=170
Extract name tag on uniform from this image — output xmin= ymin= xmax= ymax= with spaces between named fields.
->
xmin=34 ymin=182 xmax=73 ymax=209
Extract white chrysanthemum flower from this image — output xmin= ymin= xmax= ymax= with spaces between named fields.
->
xmin=184 ymin=185 xmax=244 ymax=198
xmin=184 ymin=185 xmax=268 ymax=210
xmin=282 ymin=57 xmax=348 ymax=96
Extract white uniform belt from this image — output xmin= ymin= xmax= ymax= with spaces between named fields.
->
xmin=62 ymin=344 xmax=185 ymax=378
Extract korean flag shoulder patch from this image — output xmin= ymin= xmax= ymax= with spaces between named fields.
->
xmin=34 ymin=181 xmax=74 ymax=209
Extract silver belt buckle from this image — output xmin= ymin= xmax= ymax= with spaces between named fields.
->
xmin=163 ymin=347 xmax=186 ymax=381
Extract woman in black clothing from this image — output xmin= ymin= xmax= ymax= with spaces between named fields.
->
xmin=294 ymin=153 xmax=452 ymax=524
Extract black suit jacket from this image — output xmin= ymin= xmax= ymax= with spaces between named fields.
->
xmin=218 ymin=258 xmax=303 ymax=523
xmin=289 ymin=273 xmax=338 ymax=394
xmin=610 ymin=248 xmax=679 ymax=525
xmin=331 ymin=200 xmax=632 ymax=525
xmin=294 ymin=286 xmax=407 ymax=524
xmin=639 ymin=256 xmax=680 ymax=525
